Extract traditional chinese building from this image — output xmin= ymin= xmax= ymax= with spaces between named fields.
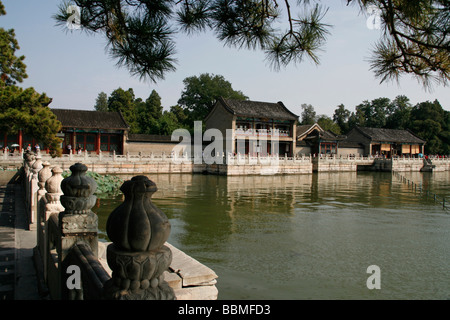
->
xmin=51 ymin=109 xmax=129 ymax=154
xmin=205 ymin=98 xmax=299 ymax=156
xmin=344 ymin=126 xmax=426 ymax=157
xmin=296 ymin=123 xmax=344 ymax=156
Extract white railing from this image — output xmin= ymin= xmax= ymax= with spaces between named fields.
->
xmin=225 ymin=154 xmax=312 ymax=165
xmin=234 ymin=128 xmax=291 ymax=137
xmin=316 ymin=154 xmax=373 ymax=162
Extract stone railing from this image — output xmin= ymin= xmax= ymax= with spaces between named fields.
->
xmin=22 ymin=150 xmax=218 ymax=300
xmin=225 ymin=154 xmax=312 ymax=165
xmin=316 ymin=154 xmax=373 ymax=162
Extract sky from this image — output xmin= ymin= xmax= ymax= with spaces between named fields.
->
xmin=1 ymin=0 xmax=449 ymax=118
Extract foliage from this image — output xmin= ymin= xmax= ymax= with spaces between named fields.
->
xmin=177 ymin=73 xmax=248 ymax=126
xmin=62 ymin=170 xmax=124 ymax=198
xmin=351 ymin=97 xmax=390 ymax=128
xmin=0 ymin=1 xmax=61 ymax=156
xmin=332 ymin=104 xmax=350 ymax=134
xmin=0 ymin=84 xmax=62 ymax=157
xmin=300 ymin=103 xmax=316 ymax=125
xmin=94 ymin=91 xmax=108 ymax=112
xmin=409 ymin=100 xmax=449 ymax=154
xmin=53 ymin=0 xmax=449 ymax=89
xmin=107 ymin=87 xmax=138 ymax=133
xmin=359 ymin=0 xmax=450 ymax=88
xmin=136 ymin=89 xmax=163 ymax=135
xmin=0 ymin=2 xmax=27 ymax=85
xmin=317 ymin=115 xmax=341 ymax=135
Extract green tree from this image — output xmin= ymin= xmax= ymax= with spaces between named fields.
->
xmin=108 ymin=87 xmax=138 ymax=133
xmin=332 ymin=104 xmax=351 ymax=133
xmin=317 ymin=115 xmax=341 ymax=135
xmin=159 ymin=111 xmax=180 ymax=136
xmin=178 ymin=73 xmax=248 ymax=126
xmin=94 ymin=91 xmax=108 ymax=111
xmin=410 ymin=99 xmax=449 ymax=154
xmin=136 ymin=90 xmax=164 ymax=134
xmin=54 ymin=1 xmax=449 ymax=88
xmin=367 ymin=97 xmax=390 ymax=128
xmin=0 ymin=2 xmax=27 ymax=85
xmin=170 ymin=104 xmax=189 ymax=128
xmin=385 ymin=95 xmax=412 ymax=130
xmin=0 ymin=2 xmax=61 ymax=156
xmin=300 ymin=104 xmax=316 ymax=125
xmin=0 ymin=85 xmax=62 ymax=156
xmin=351 ymin=97 xmax=390 ymax=129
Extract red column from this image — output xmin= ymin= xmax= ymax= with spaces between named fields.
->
xmin=72 ymin=131 xmax=76 ymax=154
xmin=96 ymin=131 xmax=101 ymax=154
xmin=18 ymin=129 xmax=23 ymax=152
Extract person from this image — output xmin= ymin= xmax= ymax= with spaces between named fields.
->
xmin=35 ymin=143 xmax=40 ymax=153
xmin=26 ymin=144 xmax=31 ymax=151
xmin=67 ymin=144 xmax=72 ymax=153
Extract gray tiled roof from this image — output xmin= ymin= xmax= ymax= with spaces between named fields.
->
xmin=355 ymin=127 xmax=425 ymax=144
xmin=127 ymin=134 xmax=176 ymax=142
xmin=51 ymin=109 xmax=129 ymax=130
xmin=218 ymin=98 xmax=298 ymax=120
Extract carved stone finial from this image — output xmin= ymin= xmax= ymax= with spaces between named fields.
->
xmin=104 ymin=175 xmax=175 ymax=300
xmin=58 ymin=163 xmax=99 ymax=263
xmin=60 ymin=163 xmax=97 ymax=215
xmin=106 ymin=175 xmax=171 ymax=252
xmin=38 ymin=161 xmax=52 ymax=191
xmin=31 ymin=154 xmax=43 ymax=175
xmin=45 ymin=166 xmax=64 ymax=203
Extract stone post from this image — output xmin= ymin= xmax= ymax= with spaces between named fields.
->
xmin=58 ymin=163 xmax=98 ymax=299
xmin=29 ymin=154 xmax=43 ymax=229
xmin=23 ymin=150 xmax=35 ymax=217
xmin=41 ymin=165 xmax=64 ymax=280
xmin=37 ymin=161 xmax=52 ymax=248
xmin=103 ymin=175 xmax=175 ymax=300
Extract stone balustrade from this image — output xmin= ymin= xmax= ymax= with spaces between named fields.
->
xmin=7 ymin=149 xmax=450 ymax=176
xmin=21 ymin=150 xmax=218 ymax=300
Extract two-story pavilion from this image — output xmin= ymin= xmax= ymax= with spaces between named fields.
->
xmin=205 ymin=98 xmax=299 ymax=157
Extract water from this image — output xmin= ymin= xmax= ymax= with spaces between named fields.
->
xmin=92 ymin=171 xmax=450 ymax=300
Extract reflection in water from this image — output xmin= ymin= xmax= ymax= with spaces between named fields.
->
xmin=93 ymin=171 xmax=450 ymax=300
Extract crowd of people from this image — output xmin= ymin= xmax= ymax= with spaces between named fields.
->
xmin=0 ymin=143 xmax=41 ymax=154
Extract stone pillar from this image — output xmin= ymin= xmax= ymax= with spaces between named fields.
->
xmin=37 ymin=161 xmax=52 ymax=248
xmin=23 ymin=150 xmax=35 ymax=215
xmin=103 ymin=176 xmax=175 ymax=300
xmin=41 ymin=166 xmax=65 ymax=280
xmin=29 ymin=154 xmax=43 ymax=229
xmin=58 ymin=163 xmax=98 ymax=299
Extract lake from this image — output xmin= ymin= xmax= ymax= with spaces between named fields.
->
xmin=92 ymin=171 xmax=450 ymax=300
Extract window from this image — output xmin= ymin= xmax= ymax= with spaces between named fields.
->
xmin=100 ymin=134 xmax=120 ymax=152
xmin=321 ymin=142 xmax=336 ymax=154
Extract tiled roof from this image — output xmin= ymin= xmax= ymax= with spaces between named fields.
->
xmin=297 ymin=124 xmax=320 ymax=137
xmin=127 ymin=134 xmax=178 ymax=142
xmin=218 ymin=98 xmax=298 ymax=120
xmin=355 ymin=127 xmax=425 ymax=144
xmin=51 ymin=109 xmax=129 ymax=130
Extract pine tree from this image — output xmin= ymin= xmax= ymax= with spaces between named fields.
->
xmin=0 ymin=2 xmax=27 ymax=85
